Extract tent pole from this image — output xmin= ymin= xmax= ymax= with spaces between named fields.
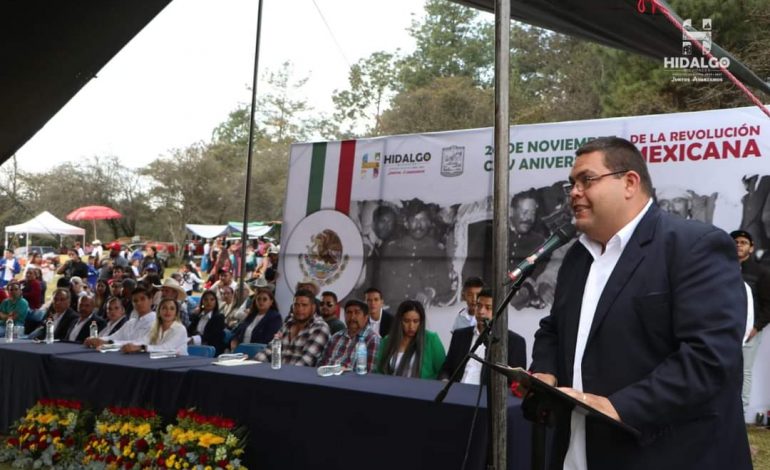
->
xmin=237 ymin=0 xmax=264 ymax=303
xmin=489 ymin=0 xmax=511 ymax=468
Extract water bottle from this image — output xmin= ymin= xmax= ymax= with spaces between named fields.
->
xmin=45 ymin=319 xmax=55 ymax=344
xmin=89 ymin=321 xmax=98 ymax=339
xmin=355 ymin=334 xmax=368 ymax=375
xmin=271 ymin=336 xmax=282 ymax=370
xmin=5 ymin=319 xmax=14 ymax=342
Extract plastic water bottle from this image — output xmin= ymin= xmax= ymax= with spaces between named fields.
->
xmin=89 ymin=321 xmax=98 ymax=339
xmin=45 ymin=319 xmax=55 ymax=344
xmin=355 ymin=334 xmax=368 ymax=375
xmin=5 ymin=319 xmax=14 ymax=342
xmin=271 ymin=336 xmax=282 ymax=370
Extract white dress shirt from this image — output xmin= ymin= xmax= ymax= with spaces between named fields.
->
xmin=460 ymin=326 xmax=485 ymax=385
xmin=144 ymin=321 xmax=189 ymax=356
xmin=68 ymin=314 xmax=95 ymax=342
xmin=564 ymin=198 xmax=651 ymax=470
xmin=451 ymin=307 xmax=477 ymax=333
xmin=190 ymin=311 xmax=212 ymax=345
xmin=243 ymin=313 xmax=266 ymax=343
xmin=107 ymin=311 xmax=157 ymax=346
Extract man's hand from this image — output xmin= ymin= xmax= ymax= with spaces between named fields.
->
xmin=84 ymin=337 xmax=106 ymax=349
xmin=533 ymin=372 xmax=557 ymax=386
xmin=121 ymin=344 xmax=141 ymax=354
xmin=558 ymin=387 xmax=621 ymax=422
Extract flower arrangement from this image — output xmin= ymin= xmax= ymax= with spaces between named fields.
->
xmin=0 ymin=398 xmax=88 ymax=469
xmin=157 ymin=409 xmax=247 ymax=469
xmin=82 ymin=406 xmax=162 ymax=469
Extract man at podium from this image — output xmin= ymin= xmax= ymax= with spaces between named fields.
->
xmin=530 ymin=137 xmax=751 ymax=470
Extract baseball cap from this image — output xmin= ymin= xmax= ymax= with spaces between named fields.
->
xmin=730 ymin=230 xmax=753 ymax=244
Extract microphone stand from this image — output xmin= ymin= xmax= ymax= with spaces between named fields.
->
xmin=434 ymin=270 xmax=533 ymax=470
xmin=435 ymin=267 xmax=532 ymax=403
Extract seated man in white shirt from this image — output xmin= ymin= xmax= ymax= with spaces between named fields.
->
xmin=439 ymin=288 xmax=527 ymax=384
xmin=84 ymin=287 xmax=156 ymax=349
xmin=65 ymin=295 xmax=106 ymax=343
xmin=449 ymin=277 xmax=484 ymax=333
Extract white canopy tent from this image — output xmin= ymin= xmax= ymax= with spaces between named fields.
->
xmin=5 ymin=211 xmax=86 ymax=250
xmin=186 ymin=223 xmax=273 ymax=240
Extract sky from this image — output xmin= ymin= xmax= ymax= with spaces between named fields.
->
xmin=13 ymin=0 xmax=428 ymax=173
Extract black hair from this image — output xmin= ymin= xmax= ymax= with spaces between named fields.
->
xmin=377 ymin=300 xmax=426 ymax=378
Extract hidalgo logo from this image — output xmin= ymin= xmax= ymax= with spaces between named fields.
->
xmin=360 ymin=152 xmax=380 ymax=178
xmin=441 ymin=145 xmax=465 ymax=177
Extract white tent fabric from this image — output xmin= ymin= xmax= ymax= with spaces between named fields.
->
xmin=185 ymin=224 xmax=230 ymax=239
xmin=6 ymin=211 xmax=85 ymax=236
xmin=226 ymin=223 xmax=272 ymax=238
xmin=5 ymin=211 xmax=86 ymax=250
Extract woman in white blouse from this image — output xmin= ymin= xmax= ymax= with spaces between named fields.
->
xmin=121 ymin=299 xmax=189 ymax=356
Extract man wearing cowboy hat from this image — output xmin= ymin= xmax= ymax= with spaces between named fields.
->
xmin=159 ymin=277 xmax=190 ymax=327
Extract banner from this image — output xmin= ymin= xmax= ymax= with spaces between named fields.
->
xmin=278 ymin=105 xmax=770 ymax=416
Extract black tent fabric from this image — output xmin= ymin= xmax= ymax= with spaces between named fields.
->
xmin=454 ymin=0 xmax=770 ymax=97
xmin=0 ymin=0 xmax=171 ymax=163
xmin=1 ymin=0 xmax=767 ymax=165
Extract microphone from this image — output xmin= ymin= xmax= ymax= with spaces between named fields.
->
xmin=507 ymin=224 xmax=577 ymax=284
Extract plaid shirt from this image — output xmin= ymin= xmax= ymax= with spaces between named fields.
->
xmin=256 ymin=314 xmax=330 ymax=367
xmin=319 ymin=326 xmax=380 ymax=371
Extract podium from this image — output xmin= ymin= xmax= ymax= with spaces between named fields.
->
xmin=471 ymin=355 xmax=640 ymax=470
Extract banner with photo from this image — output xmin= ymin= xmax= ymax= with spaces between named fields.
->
xmin=278 ymin=105 xmax=769 ymax=413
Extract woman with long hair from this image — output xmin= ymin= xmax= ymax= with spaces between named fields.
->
xmin=187 ymin=290 xmax=226 ymax=355
xmin=230 ymin=287 xmax=282 ymax=350
xmin=94 ymin=279 xmax=110 ymax=318
xmin=374 ymin=300 xmax=446 ymax=379
xmin=121 ymin=298 xmax=188 ymax=355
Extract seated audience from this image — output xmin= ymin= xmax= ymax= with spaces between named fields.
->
xmin=0 ymin=281 xmax=29 ymax=336
xmin=439 ymin=288 xmax=527 ymax=384
xmin=255 ymin=289 xmax=330 ymax=366
xmin=187 ymin=290 xmax=226 ymax=355
xmin=65 ymin=295 xmax=106 ymax=343
xmin=230 ymin=287 xmax=282 ymax=350
xmin=450 ymin=277 xmax=484 ymax=333
xmin=85 ymin=288 xmax=156 ymax=348
xmin=319 ymin=291 xmax=345 ymax=335
xmin=219 ymin=286 xmax=240 ymax=328
xmin=121 ymin=298 xmax=188 ymax=356
xmin=374 ymin=300 xmax=446 ymax=379
xmin=319 ymin=299 xmax=380 ymax=371
xmin=28 ymin=288 xmax=78 ymax=341
xmin=158 ymin=277 xmax=189 ymax=326
xmin=21 ymin=269 xmax=42 ymax=310
xmin=100 ymin=296 xmax=128 ymax=337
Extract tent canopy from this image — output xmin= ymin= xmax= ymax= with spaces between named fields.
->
xmin=452 ymin=0 xmax=770 ymax=95
xmin=0 ymin=0 xmax=171 ymax=162
xmin=186 ymin=223 xmax=274 ymax=240
xmin=3 ymin=0 xmax=768 ymax=164
xmin=6 ymin=211 xmax=86 ymax=237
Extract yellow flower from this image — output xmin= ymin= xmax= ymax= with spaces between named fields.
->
xmin=198 ymin=433 xmax=225 ymax=448
xmin=36 ymin=413 xmax=55 ymax=424
xmin=205 ymin=466 xmax=213 ymax=470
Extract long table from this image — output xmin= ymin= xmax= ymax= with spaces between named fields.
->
xmin=0 ymin=341 xmax=532 ymax=470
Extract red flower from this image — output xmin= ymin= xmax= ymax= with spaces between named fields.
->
xmin=179 ymin=446 xmax=187 ymax=456
xmin=200 ymin=454 xmax=208 ymax=464
xmin=124 ymin=461 xmax=133 ymax=469
xmin=136 ymin=438 xmax=149 ymax=452
xmin=51 ymin=429 xmax=61 ymax=438
xmin=157 ymin=457 xmax=165 ymax=467
xmin=8 ymin=437 xmax=18 ymax=447
xmin=217 ymin=459 xmax=229 ymax=468
xmin=155 ymin=442 xmax=164 ymax=451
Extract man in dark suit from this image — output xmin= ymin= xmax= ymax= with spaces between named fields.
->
xmin=187 ymin=303 xmax=226 ymax=356
xmin=29 ymin=288 xmax=78 ymax=341
xmin=530 ymin=137 xmax=750 ymax=470
xmin=440 ymin=288 xmax=526 ymax=383
xmin=365 ymin=287 xmax=393 ymax=337
xmin=65 ymin=295 xmax=106 ymax=343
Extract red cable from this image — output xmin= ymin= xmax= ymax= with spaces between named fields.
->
xmin=652 ymin=0 xmax=770 ymax=119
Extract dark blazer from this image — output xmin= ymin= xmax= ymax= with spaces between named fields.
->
xmin=377 ymin=309 xmax=393 ymax=337
xmin=187 ymin=311 xmax=226 ymax=355
xmin=64 ymin=314 xmax=106 ymax=343
xmin=231 ymin=309 xmax=282 ymax=345
xmin=531 ymin=204 xmax=750 ymax=470
xmin=51 ymin=308 xmax=78 ymax=341
xmin=104 ymin=316 xmax=128 ymax=336
xmin=439 ymin=326 xmax=527 ymax=381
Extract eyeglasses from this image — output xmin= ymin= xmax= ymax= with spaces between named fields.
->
xmin=563 ymin=169 xmax=630 ymax=195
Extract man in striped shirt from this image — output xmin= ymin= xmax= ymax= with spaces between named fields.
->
xmin=319 ymin=299 xmax=380 ymax=371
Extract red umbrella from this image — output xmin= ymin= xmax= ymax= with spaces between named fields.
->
xmin=66 ymin=205 xmax=122 ymax=240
